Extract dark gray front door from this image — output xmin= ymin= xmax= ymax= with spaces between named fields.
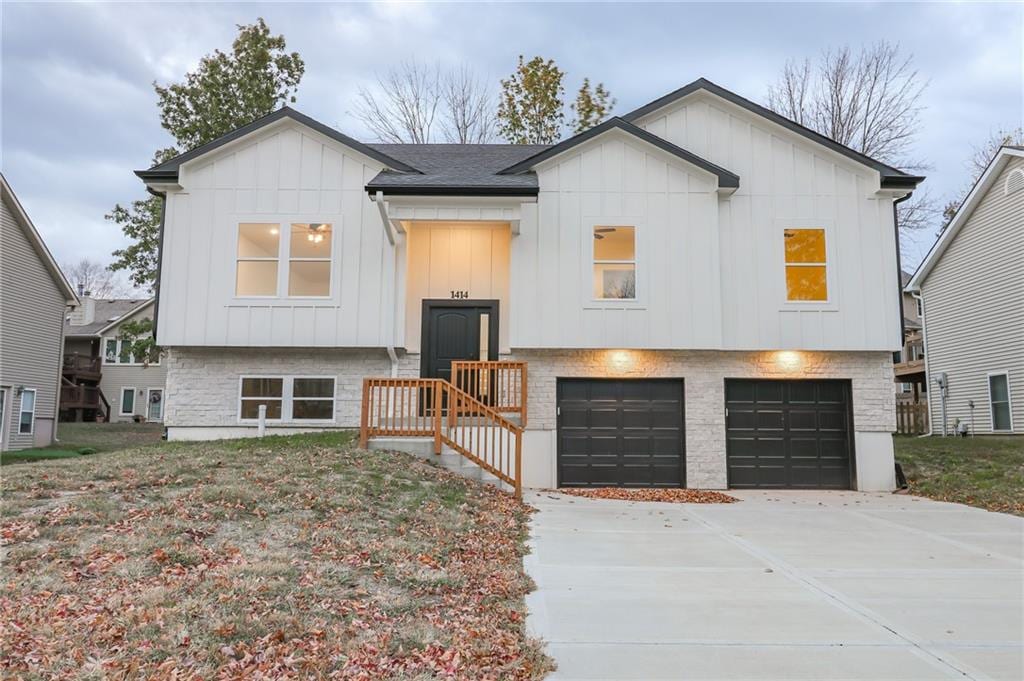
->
xmin=725 ymin=379 xmax=854 ymax=489
xmin=420 ymin=300 xmax=498 ymax=382
xmin=557 ymin=379 xmax=685 ymax=488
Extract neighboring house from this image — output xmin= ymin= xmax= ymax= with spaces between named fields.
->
xmin=62 ymin=297 xmax=167 ymax=423
xmin=0 ymin=174 xmax=79 ymax=451
xmin=136 ymin=77 xmax=924 ymax=492
xmin=907 ymin=146 xmax=1024 ymax=436
xmin=893 ymin=269 xmax=927 ymax=405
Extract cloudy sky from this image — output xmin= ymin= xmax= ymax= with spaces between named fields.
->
xmin=2 ymin=1 xmax=1021 ymax=283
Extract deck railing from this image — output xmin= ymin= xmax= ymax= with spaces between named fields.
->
xmin=63 ymin=353 xmax=102 ymax=376
xmin=360 ymin=377 xmax=523 ymax=496
xmin=451 ymin=360 xmax=527 ymax=426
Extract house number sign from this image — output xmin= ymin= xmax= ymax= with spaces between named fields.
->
xmin=450 ymin=290 xmax=470 ymax=299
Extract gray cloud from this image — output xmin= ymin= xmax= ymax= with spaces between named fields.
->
xmin=3 ymin=2 xmax=1021 ymax=270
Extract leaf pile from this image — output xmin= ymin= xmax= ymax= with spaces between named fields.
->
xmin=552 ymin=488 xmax=739 ymax=504
xmin=0 ymin=432 xmax=553 ymax=679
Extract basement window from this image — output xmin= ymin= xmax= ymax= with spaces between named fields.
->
xmin=238 ymin=376 xmax=335 ymax=422
xmin=988 ymin=372 xmax=1013 ymax=432
xmin=593 ymin=226 xmax=636 ymax=300
xmin=784 ymin=228 xmax=828 ymax=302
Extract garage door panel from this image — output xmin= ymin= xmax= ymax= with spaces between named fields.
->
xmin=558 ymin=379 xmax=684 ymax=488
xmin=726 ymin=379 xmax=852 ymax=490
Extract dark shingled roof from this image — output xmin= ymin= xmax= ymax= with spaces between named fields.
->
xmin=365 ymin=144 xmax=549 ymax=196
xmin=64 ymin=298 xmax=152 ymax=337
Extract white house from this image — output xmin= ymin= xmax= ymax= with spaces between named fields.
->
xmin=907 ymin=146 xmax=1023 ymax=436
xmin=137 ymin=78 xmax=924 ymax=492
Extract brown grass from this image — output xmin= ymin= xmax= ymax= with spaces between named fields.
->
xmin=0 ymin=432 xmax=552 ymax=679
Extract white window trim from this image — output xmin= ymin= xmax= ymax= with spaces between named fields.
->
xmin=987 ymin=370 xmax=1014 ymax=433
xmin=146 ymin=387 xmax=164 ymax=422
xmin=583 ymin=218 xmax=646 ymax=309
xmin=19 ymin=388 xmax=36 ymax=436
xmin=0 ymin=386 xmax=8 ymax=445
xmin=778 ymin=219 xmax=839 ymax=310
xmin=102 ymin=336 xmax=159 ymax=367
xmin=120 ymin=387 xmax=137 ymax=417
xmin=237 ymin=375 xmax=336 ymax=424
xmin=233 ymin=216 xmax=339 ymax=303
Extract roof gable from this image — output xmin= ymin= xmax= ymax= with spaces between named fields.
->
xmin=623 ymin=78 xmax=923 ymax=190
xmin=0 ymin=174 xmax=79 ymax=305
xmin=497 ymin=117 xmax=740 ymax=191
xmin=908 ymin=146 xmax=1024 ymax=290
xmin=65 ymin=298 xmax=154 ymax=337
xmin=365 ymin=144 xmax=546 ymax=196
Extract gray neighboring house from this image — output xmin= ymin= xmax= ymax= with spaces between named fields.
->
xmin=1 ymin=174 xmax=79 ymax=451
xmin=907 ymin=146 xmax=1024 ymax=435
xmin=62 ymin=297 xmax=167 ymax=423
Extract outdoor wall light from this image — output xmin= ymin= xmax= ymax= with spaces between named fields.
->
xmin=775 ymin=351 xmax=802 ymax=371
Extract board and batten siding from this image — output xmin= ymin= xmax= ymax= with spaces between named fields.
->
xmin=633 ymin=92 xmax=903 ymax=351
xmin=922 ymin=156 xmax=1024 ymax=434
xmin=0 ymin=193 xmax=67 ymax=450
xmin=157 ymin=120 xmax=395 ymax=347
xmin=511 ymin=130 xmax=724 ymax=349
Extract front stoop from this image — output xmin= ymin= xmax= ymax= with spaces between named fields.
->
xmin=367 ymin=437 xmax=514 ymax=493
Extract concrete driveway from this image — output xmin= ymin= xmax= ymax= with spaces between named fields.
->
xmin=524 ymin=490 xmax=1023 ymax=680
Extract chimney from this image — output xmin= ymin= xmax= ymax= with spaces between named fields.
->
xmin=68 ymin=293 xmax=96 ymax=326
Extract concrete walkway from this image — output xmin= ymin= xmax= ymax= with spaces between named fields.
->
xmin=524 ymin=490 xmax=1023 ymax=680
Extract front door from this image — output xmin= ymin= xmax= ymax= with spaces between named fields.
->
xmin=420 ymin=300 xmax=499 ymax=382
xmin=147 ymin=388 xmax=164 ymax=422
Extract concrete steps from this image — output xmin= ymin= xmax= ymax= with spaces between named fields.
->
xmin=366 ymin=436 xmax=514 ymax=493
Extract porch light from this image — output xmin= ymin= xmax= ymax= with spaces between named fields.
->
xmin=775 ymin=351 xmax=802 ymax=371
xmin=608 ymin=350 xmax=633 ymax=370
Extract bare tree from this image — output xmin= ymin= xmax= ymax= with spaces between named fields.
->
xmin=354 ymin=60 xmax=441 ymax=143
xmin=940 ymin=126 xmax=1024 ymax=224
xmin=62 ymin=259 xmax=133 ymax=298
xmin=440 ymin=65 xmax=496 ymax=144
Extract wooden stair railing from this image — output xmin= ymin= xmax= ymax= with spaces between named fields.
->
xmin=451 ymin=360 xmax=527 ymax=426
xmin=360 ymin=377 xmax=523 ymax=497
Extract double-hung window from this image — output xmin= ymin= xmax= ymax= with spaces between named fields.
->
xmin=238 ymin=376 xmax=335 ymax=422
xmin=784 ymin=228 xmax=828 ymax=302
xmin=592 ymin=226 xmax=636 ymax=300
xmin=120 ymin=387 xmax=136 ymax=416
xmin=988 ymin=372 xmax=1013 ymax=432
xmin=18 ymin=389 xmax=35 ymax=435
xmin=235 ymin=222 xmax=333 ymax=297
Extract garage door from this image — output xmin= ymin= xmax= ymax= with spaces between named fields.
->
xmin=557 ymin=379 xmax=685 ymax=487
xmin=725 ymin=379 xmax=853 ymax=489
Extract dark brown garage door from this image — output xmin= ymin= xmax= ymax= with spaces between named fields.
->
xmin=557 ymin=379 xmax=685 ymax=487
xmin=725 ymin=379 xmax=854 ymax=489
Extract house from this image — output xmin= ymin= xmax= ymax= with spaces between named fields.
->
xmin=907 ymin=146 xmax=1023 ymax=436
xmin=894 ymin=270 xmax=927 ymax=405
xmin=0 ymin=174 xmax=79 ymax=452
xmin=62 ymin=296 xmax=167 ymax=423
xmin=136 ymin=77 xmax=924 ymax=492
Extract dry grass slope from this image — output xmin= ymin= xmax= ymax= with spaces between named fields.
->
xmin=0 ymin=432 xmax=552 ymax=679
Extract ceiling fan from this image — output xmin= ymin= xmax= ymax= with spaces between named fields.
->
xmin=594 ymin=227 xmax=617 ymax=240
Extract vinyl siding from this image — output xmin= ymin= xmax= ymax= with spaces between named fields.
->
xmin=922 ymin=156 xmax=1024 ymax=434
xmin=98 ymin=305 xmax=168 ymax=423
xmin=0 ymin=193 xmax=67 ymax=450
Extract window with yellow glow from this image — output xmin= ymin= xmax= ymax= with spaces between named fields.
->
xmin=593 ymin=226 xmax=636 ymax=300
xmin=236 ymin=223 xmax=280 ymax=296
xmin=784 ymin=228 xmax=827 ymax=301
xmin=288 ymin=223 xmax=332 ymax=296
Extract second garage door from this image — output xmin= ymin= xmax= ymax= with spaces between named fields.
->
xmin=725 ymin=379 xmax=854 ymax=489
xmin=557 ymin=379 xmax=685 ymax=488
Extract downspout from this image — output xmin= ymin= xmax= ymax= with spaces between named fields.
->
xmin=387 ymin=346 xmax=399 ymax=378
xmin=911 ymin=290 xmax=932 ymax=437
xmin=145 ymin=187 xmax=167 ymax=342
xmin=892 ymin=192 xmax=912 ymax=345
xmin=372 ymin=191 xmax=400 ymax=378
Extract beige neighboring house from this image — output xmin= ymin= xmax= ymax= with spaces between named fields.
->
xmin=62 ymin=297 xmax=167 ymax=423
xmin=893 ymin=269 xmax=927 ymax=405
xmin=1 ymin=174 xmax=79 ymax=451
xmin=907 ymin=146 xmax=1024 ymax=436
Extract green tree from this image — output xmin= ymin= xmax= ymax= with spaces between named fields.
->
xmin=108 ymin=18 xmax=304 ymax=289
xmin=570 ymin=78 xmax=615 ymax=134
xmin=118 ymin=317 xmax=160 ymax=367
xmin=497 ymin=56 xmax=566 ymax=144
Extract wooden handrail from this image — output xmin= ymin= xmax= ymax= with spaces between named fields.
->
xmin=359 ymin=377 xmax=523 ymax=497
xmin=451 ymin=360 xmax=528 ymax=427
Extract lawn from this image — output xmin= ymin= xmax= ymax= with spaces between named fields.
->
xmin=894 ymin=435 xmax=1024 ymax=515
xmin=1 ymin=422 xmax=164 ymax=465
xmin=0 ymin=432 xmax=551 ymax=679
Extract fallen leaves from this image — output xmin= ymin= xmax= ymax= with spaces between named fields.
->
xmin=552 ymin=487 xmax=740 ymax=504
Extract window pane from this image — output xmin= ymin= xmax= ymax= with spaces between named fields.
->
xmin=290 ymin=223 xmax=333 ymax=258
xmin=105 ymin=339 xmax=118 ymax=362
xmin=289 ymin=261 xmax=331 ymax=296
xmin=993 ymin=402 xmax=1012 ymax=431
xmin=240 ymin=399 xmax=282 ymax=419
xmin=293 ymin=400 xmax=333 ymax=420
xmin=786 ymin=265 xmax=828 ymax=301
xmin=784 ymin=228 xmax=826 ymax=263
xmin=119 ymin=342 xmax=132 ymax=364
xmin=593 ymin=226 xmax=635 ymax=261
xmin=121 ymin=389 xmax=135 ymax=414
xmin=21 ymin=391 xmax=34 ymax=412
xmin=294 ymin=378 xmax=334 ymax=398
xmin=236 ymin=261 xmax=278 ymax=296
xmin=238 ymin=223 xmax=280 ymax=258
xmin=19 ymin=412 xmax=32 ymax=434
xmin=593 ymin=263 xmax=636 ymax=299
xmin=241 ymin=378 xmax=283 ymax=398
xmin=989 ymin=374 xmax=1009 ymax=402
